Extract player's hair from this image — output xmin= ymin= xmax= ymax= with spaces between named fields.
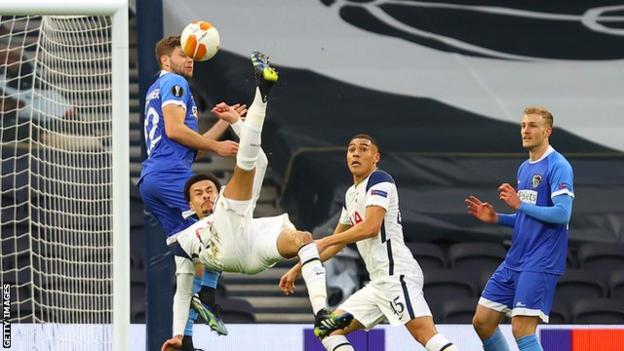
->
xmin=524 ymin=106 xmax=553 ymax=128
xmin=349 ymin=133 xmax=380 ymax=152
xmin=184 ymin=173 xmax=222 ymax=202
xmin=155 ymin=35 xmax=181 ymax=68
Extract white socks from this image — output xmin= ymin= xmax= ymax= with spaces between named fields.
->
xmin=298 ymin=243 xmax=327 ymax=315
xmin=322 ymin=335 xmax=354 ymax=351
xmin=246 ymin=88 xmax=266 ymax=129
xmin=235 ymin=89 xmax=266 ymax=171
xmin=236 ymin=123 xmax=262 ymax=171
xmin=230 ymin=119 xmax=243 ymax=137
xmin=172 ymin=273 xmax=194 ymax=336
xmin=426 ymin=333 xmax=458 ymax=351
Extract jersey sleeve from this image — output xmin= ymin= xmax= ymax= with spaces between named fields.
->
xmin=339 ymin=206 xmax=350 ymax=225
xmin=160 ymin=74 xmax=190 ymax=110
xmin=365 ymin=182 xmax=393 ymax=210
xmin=549 ymin=159 xmax=574 ymax=199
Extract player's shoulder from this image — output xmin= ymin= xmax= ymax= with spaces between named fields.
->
xmin=548 ymin=149 xmax=573 ymax=172
xmin=159 ymin=71 xmax=190 ymax=87
xmin=365 ymin=169 xmax=395 ymax=190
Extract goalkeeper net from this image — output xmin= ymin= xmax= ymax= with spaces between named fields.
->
xmin=1 ymin=15 xmax=118 ymax=349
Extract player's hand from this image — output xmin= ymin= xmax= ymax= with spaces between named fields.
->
xmin=211 ymin=102 xmax=245 ymax=123
xmin=233 ymin=103 xmax=247 ymax=118
xmin=498 ymin=183 xmax=521 ymax=210
xmin=279 ymin=266 xmax=301 ymax=295
xmin=465 ymin=195 xmax=498 ymax=223
xmin=161 ymin=335 xmax=183 ymax=351
xmin=213 ymin=140 xmax=238 ymax=156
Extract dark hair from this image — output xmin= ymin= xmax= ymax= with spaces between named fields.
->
xmin=349 ymin=133 xmax=380 ymax=152
xmin=155 ymin=35 xmax=181 ymax=68
xmin=184 ymin=173 xmax=221 ymax=202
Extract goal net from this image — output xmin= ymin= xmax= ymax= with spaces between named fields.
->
xmin=0 ymin=7 xmax=128 ymax=351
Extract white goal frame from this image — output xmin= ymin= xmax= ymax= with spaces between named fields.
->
xmin=0 ymin=1 xmax=130 ymax=350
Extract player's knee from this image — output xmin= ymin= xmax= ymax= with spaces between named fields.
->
xmin=511 ymin=317 xmax=536 ymax=339
xmin=298 ymin=231 xmax=314 ymax=246
xmin=472 ymin=313 xmax=493 ymax=337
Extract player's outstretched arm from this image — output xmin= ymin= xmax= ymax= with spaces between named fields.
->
xmin=517 ymin=195 xmax=573 ymax=225
xmin=163 ymin=104 xmax=238 ymax=156
xmin=318 ymin=206 xmax=385 ymax=249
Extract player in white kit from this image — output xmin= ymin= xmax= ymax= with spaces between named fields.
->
xmin=280 ymin=134 xmax=458 ymax=351
xmin=161 ymin=51 xmax=352 ymax=350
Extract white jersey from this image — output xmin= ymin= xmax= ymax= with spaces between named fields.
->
xmin=172 ymin=196 xmax=293 ymax=274
xmin=339 ymin=169 xmax=421 ymax=282
xmin=174 ymin=214 xmax=215 ymax=263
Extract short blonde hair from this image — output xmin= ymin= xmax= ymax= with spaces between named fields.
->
xmin=524 ymin=106 xmax=553 ymax=128
xmin=155 ymin=36 xmax=180 ymax=68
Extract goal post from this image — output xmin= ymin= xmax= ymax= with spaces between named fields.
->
xmin=0 ymin=1 xmax=129 ymax=350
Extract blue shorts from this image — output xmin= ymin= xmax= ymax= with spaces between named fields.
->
xmin=479 ymin=265 xmax=560 ymax=323
xmin=138 ymin=171 xmax=194 ymax=236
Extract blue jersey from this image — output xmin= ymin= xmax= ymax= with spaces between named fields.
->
xmin=504 ymin=147 xmax=574 ymax=274
xmin=140 ymin=71 xmax=199 ymax=181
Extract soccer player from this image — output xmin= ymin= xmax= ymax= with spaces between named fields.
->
xmin=169 ymin=172 xmax=225 ymax=350
xmin=465 ymin=107 xmax=574 ymax=351
xmin=138 ymin=36 xmax=238 ymax=349
xmin=161 ymin=51 xmax=353 ymax=350
xmin=279 ymin=134 xmax=459 ymax=351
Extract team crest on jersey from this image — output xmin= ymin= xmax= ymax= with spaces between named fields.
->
xmin=172 ymin=84 xmax=184 ymax=97
xmin=531 ymin=174 xmax=543 ymax=188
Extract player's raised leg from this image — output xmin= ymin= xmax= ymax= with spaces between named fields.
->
xmin=222 ymin=51 xmax=277 ymax=201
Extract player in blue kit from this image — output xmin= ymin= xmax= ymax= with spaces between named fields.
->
xmin=465 ymin=107 xmax=574 ymax=351
xmin=138 ymin=36 xmax=239 ymax=350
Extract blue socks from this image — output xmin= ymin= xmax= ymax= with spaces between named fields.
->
xmin=483 ymin=328 xmax=510 ymax=351
xmin=184 ymin=309 xmax=197 ymax=336
xmin=203 ymin=269 xmax=220 ymax=288
xmin=517 ymin=335 xmax=543 ymax=351
xmin=186 ymin=271 xmax=220 ymax=337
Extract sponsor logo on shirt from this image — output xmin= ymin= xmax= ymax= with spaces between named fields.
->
xmin=371 ymin=189 xmax=388 ymax=198
xmin=518 ymin=189 xmax=538 ymax=205
xmin=531 ymin=174 xmax=543 ymax=188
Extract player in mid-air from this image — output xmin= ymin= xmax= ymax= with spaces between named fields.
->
xmin=161 ymin=51 xmax=353 ymax=350
xmin=465 ymin=107 xmax=574 ymax=351
xmin=166 ymin=172 xmax=224 ymax=351
xmin=138 ymin=36 xmax=238 ymax=350
xmin=279 ymin=134 xmax=459 ymax=351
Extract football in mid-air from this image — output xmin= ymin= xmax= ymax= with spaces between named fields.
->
xmin=180 ymin=21 xmax=220 ymax=61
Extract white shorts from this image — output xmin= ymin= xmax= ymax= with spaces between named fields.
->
xmin=199 ymin=194 xmax=295 ymax=275
xmin=338 ymin=274 xmax=432 ymax=329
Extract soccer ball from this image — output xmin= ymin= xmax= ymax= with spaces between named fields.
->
xmin=180 ymin=21 xmax=220 ymax=61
